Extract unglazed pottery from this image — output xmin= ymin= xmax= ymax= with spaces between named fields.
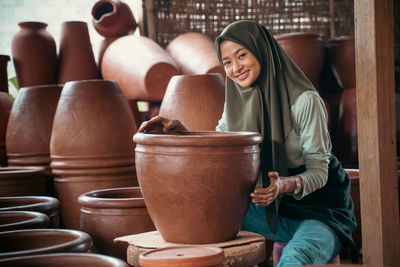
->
xmin=0 ymin=229 xmax=92 ymax=259
xmin=58 ymin=21 xmax=100 ymax=84
xmin=159 ymin=74 xmax=225 ymax=130
xmin=50 ymin=80 xmax=138 ymax=229
xmin=166 ymin=32 xmax=225 ymax=77
xmin=92 ymin=0 xmax=137 ymax=38
xmin=133 ymin=131 xmax=262 ymax=244
xmin=0 ymin=92 xmax=12 ymax=167
xmin=0 ymin=55 xmax=10 ymax=93
xmin=0 ymin=166 xmax=46 ymax=197
xmin=98 ymin=37 xmax=119 ymax=70
xmin=101 ymin=35 xmax=179 ymax=101
xmin=11 ymin=22 xmax=57 ymax=88
xmin=78 ymin=187 xmax=155 ymax=259
xmin=0 ymin=211 xmax=49 ymax=231
xmin=139 ymin=246 xmax=224 ymax=267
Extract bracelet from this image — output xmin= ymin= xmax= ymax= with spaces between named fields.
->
xmin=294 ymin=176 xmax=302 ymax=194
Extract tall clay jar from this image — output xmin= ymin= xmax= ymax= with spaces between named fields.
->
xmin=133 ymin=131 xmax=262 ymax=244
xmin=159 ymin=74 xmax=225 ymax=130
xmin=78 ymin=187 xmax=155 ymax=259
xmin=101 ymin=35 xmax=179 ymax=101
xmin=11 ymin=22 xmax=57 ymax=88
xmin=0 ymin=92 xmax=12 ymax=167
xmin=50 ymin=79 xmax=138 ymax=230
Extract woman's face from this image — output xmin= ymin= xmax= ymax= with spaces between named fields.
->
xmin=220 ymin=40 xmax=261 ymax=87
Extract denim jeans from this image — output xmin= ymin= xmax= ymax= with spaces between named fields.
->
xmin=241 ymin=203 xmax=342 ymax=267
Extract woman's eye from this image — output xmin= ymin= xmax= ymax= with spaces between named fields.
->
xmin=223 ymin=61 xmax=231 ymax=66
xmin=239 ymin=53 xmax=246 ymax=59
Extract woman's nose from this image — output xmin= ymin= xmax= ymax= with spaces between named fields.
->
xmin=232 ymin=60 xmax=242 ymax=73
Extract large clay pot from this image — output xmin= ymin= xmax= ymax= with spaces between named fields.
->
xmin=98 ymin=37 xmax=119 ymax=70
xmin=0 ymin=166 xmax=46 ymax=197
xmin=0 ymin=55 xmax=10 ymax=93
xmin=58 ymin=21 xmax=100 ymax=84
xmin=92 ymin=0 xmax=137 ymax=38
xmin=0 ymin=196 xmax=60 ymax=228
xmin=78 ymin=187 xmax=155 ymax=259
xmin=0 ymin=92 xmax=12 ymax=167
xmin=166 ymin=32 xmax=225 ymax=77
xmin=0 ymin=253 xmax=129 ymax=266
xmin=0 ymin=229 xmax=92 ymax=259
xmin=50 ymin=79 xmax=138 ymax=229
xmin=133 ymin=131 xmax=262 ymax=244
xmin=139 ymin=246 xmax=225 ymax=267
xmin=11 ymin=22 xmax=57 ymax=88
xmin=0 ymin=211 xmax=49 ymax=231
xmin=101 ymin=35 xmax=179 ymax=101
xmin=159 ymin=74 xmax=225 ymax=131
xmin=274 ymin=32 xmax=325 ymax=87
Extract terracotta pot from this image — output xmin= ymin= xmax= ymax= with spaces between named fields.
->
xmin=0 ymin=92 xmax=12 ymax=167
xmin=11 ymin=22 xmax=57 ymax=88
xmin=0 ymin=229 xmax=92 ymax=259
xmin=58 ymin=21 xmax=100 ymax=84
xmin=0 ymin=196 xmax=60 ymax=228
xmin=0 ymin=253 xmax=129 ymax=266
xmin=78 ymin=187 xmax=155 ymax=259
xmin=139 ymin=246 xmax=224 ymax=267
xmin=0 ymin=166 xmax=47 ymax=197
xmin=98 ymin=37 xmax=119 ymax=70
xmin=159 ymin=74 xmax=225 ymax=131
xmin=274 ymin=32 xmax=325 ymax=86
xmin=92 ymin=0 xmax=137 ymax=38
xmin=101 ymin=35 xmax=179 ymax=101
xmin=0 ymin=55 xmax=10 ymax=93
xmin=50 ymin=79 xmax=138 ymax=229
xmin=344 ymin=169 xmax=361 ymax=255
xmin=327 ymin=36 xmax=355 ymax=89
xmin=166 ymin=32 xmax=225 ymax=77
xmin=0 ymin=211 xmax=49 ymax=231
xmin=133 ymin=131 xmax=262 ymax=244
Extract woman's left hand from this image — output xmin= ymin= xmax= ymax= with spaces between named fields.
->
xmin=250 ymin=172 xmax=284 ymax=206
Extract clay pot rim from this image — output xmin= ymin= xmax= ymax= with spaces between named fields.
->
xmin=133 ymin=131 xmax=262 ymax=147
xmin=274 ymin=32 xmax=325 ymax=40
xmin=18 ymin=21 xmax=48 ymax=29
xmin=0 ymin=211 xmax=49 ymax=230
xmin=18 ymin=84 xmax=64 ymax=92
xmin=328 ymin=35 xmax=355 ymax=44
xmin=92 ymin=0 xmax=117 ymax=24
xmin=170 ymin=73 xmax=223 ymax=79
xmin=78 ymin=187 xmax=145 ymax=208
xmin=63 ymin=79 xmax=118 ymax=89
xmin=0 ymin=166 xmax=45 ymax=177
xmin=0 ymin=196 xmax=59 ymax=212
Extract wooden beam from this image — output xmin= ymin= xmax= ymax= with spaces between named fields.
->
xmin=354 ymin=0 xmax=400 ymax=266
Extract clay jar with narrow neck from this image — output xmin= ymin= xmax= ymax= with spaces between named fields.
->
xmin=0 ymin=211 xmax=49 ymax=231
xmin=78 ymin=187 xmax=155 ymax=259
xmin=0 ymin=92 xmax=12 ymax=167
xmin=101 ymin=35 xmax=179 ymax=101
xmin=166 ymin=32 xmax=225 ymax=77
xmin=0 ymin=166 xmax=46 ymax=196
xmin=133 ymin=131 xmax=262 ymax=244
xmin=159 ymin=74 xmax=225 ymax=130
xmin=11 ymin=22 xmax=57 ymax=88
xmin=50 ymin=79 xmax=138 ymax=229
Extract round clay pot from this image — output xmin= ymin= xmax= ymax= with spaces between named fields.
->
xmin=0 ymin=253 xmax=129 ymax=266
xmin=166 ymin=32 xmax=225 ymax=77
xmin=78 ymin=187 xmax=155 ymax=259
xmin=0 ymin=211 xmax=49 ymax=231
xmin=159 ymin=74 xmax=225 ymax=131
xmin=0 ymin=196 xmax=60 ymax=228
xmin=50 ymin=79 xmax=138 ymax=229
xmin=0 ymin=229 xmax=92 ymax=259
xmin=11 ymin=22 xmax=57 ymax=88
xmin=0 ymin=166 xmax=46 ymax=197
xmin=274 ymin=32 xmax=325 ymax=86
xmin=98 ymin=37 xmax=119 ymax=70
xmin=327 ymin=36 xmax=355 ymax=89
xmin=0 ymin=55 xmax=10 ymax=93
xmin=133 ymin=131 xmax=262 ymax=244
xmin=139 ymin=246 xmax=224 ymax=267
xmin=0 ymin=92 xmax=12 ymax=167
xmin=101 ymin=35 xmax=179 ymax=101
xmin=57 ymin=21 xmax=100 ymax=84
xmin=92 ymin=0 xmax=137 ymax=38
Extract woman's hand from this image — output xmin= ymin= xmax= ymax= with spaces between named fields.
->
xmin=138 ymin=115 xmax=188 ymax=134
xmin=250 ymin=172 xmax=284 ymax=206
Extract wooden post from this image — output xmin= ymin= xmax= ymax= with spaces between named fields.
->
xmin=354 ymin=0 xmax=400 ymax=266
xmin=329 ymin=0 xmax=335 ymax=39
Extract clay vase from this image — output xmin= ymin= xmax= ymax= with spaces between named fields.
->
xmin=0 ymin=166 xmax=46 ymax=197
xmin=0 ymin=253 xmax=129 ymax=267
xmin=50 ymin=79 xmax=138 ymax=230
xmin=0 ymin=92 xmax=12 ymax=167
xmin=101 ymin=35 xmax=179 ymax=101
xmin=0 ymin=55 xmax=10 ymax=93
xmin=133 ymin=131 xmax=262 ymax=244
xmin=92 ymin=0 xmax=137 ymax=38
xmin=159 ymin=74 xmax=225 ymax=131
xmin=78 ymin=187 xmax=155 ymax=259
xmin=58 ymin=21 xmax=100 ymax=84
xmin=0 ymin=229 xmax=92 ymax=259
xmin=139 ymin=246 xmax=225 ymax=267
xmin=0 ymin=196 xmax=60 ymax=228
xmin=0 ymin=211 xmax=49 ymax=231
xmin=11 ymin=22 xmax=57 ymax=88
xmin=344 ymin=169 xmax=361 ymax=255
xmin=166 ymin=32 xmax=225 ymax=77
xmin=274 ymin=32 xmax=325 ymax=87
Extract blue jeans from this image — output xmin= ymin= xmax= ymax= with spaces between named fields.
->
xmin=242 ymin=203 xmax=342 ymax=267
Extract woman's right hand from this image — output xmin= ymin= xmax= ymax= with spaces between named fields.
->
xmin=138 ymin=115 xmax=188 ymax=134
